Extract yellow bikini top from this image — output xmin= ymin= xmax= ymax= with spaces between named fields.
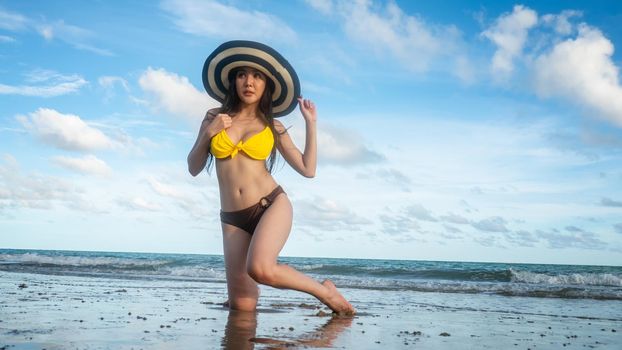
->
xmin=210 ymin=126 xmax=274 ymax=160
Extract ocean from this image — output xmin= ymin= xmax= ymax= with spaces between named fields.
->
xmin=1 ymin=248 xmax=620 ymax=301
xmin=2 ymin=248 xmax=622 ymax=349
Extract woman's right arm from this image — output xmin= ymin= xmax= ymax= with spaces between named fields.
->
xmin=187 ymin=109 xmax=221 ymax=176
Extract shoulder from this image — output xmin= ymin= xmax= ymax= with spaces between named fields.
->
xmin=204 ymin=108 xmax=220 ymax=123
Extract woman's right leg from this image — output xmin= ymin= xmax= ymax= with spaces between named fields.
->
xmin=222 ymin=223 xmax=259 ymax=311
xmin=247 ymin=194 xmax=355 ymax=314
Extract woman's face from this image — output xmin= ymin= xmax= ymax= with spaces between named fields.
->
xmin=235 ymin=67 xmax=267 ymax=106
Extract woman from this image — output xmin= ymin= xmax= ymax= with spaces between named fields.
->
xmin=187 ymin=41 xmax=355 ymax=315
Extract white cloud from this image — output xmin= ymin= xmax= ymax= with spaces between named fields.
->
xmin=453 ymin=55 xmax=476 ymax=84
xmin=138 ymin=67 xmax=218 ymax=123
xmin=0 ymin=154 xmax=83 ymax=210
xmin=481 ymin=6 xmax=622 ymax=127
xmin=51 ymin=155 xmax=112 ymax=177
xmin=357 ymin=168 xmax=411 ymax=191
xmin=147 ymin=176 xmax=187 ymax=200
xmin=0 ymin=69 xmax=87 ymax=97
xmin=0 ymin=7 xmax=112 ymax=56
xmin=0 ymin=34 xmax=16 ymax=43
xmin=304 ymin=1 xmax=471 ymax=82
xmin=146 ymin=176 xmax=211 ymax=219
xmin=405 ymin=204 xmax=437 ymax=222
xmin=39 ymin=25 xmax=53 ymax=40
xmin=377 ymin=168 xmax=412 ymax=184
xmin=471 ymin=216 xmax=510 ymax=233
xmin=337 ymin=0 xmax=461 ymax=73
xmin=536 ymin=228 xmax=608 ymax=250
xmin=99 ymin=76 xmax=129 ymax=91
xmin=304 ymin=0 xmax=333 ymax=15
xmin=439 ymin=213 xmax=470 ymax=225
xmin=294 ymin=196 xmax=372 ymax=233
xmin=541 ymin=10 xmax=582 ymax=35
xmin=99 ymin=76 xmax=130 ymax=101
xmin=288 ymin=122 xmax=384 ymax=166
xmin=379 ymin=211 xmax=422 ymax=238
xmin=481 ymin=5 xmax=538 ymax=79
xmin=379 ymin=203 xmax=449 ymax=241
xmin=23 ymin=69 xmax=77 ymax=84
xmin=117 ymin=196 xmax=162 ymax=212
xmin=35 ymin=20 xmax=113 ymax=56
xmin=160 ymin=0 xmax=296 ymax=42
xmin=600 ymin=197 xmax=622 ymax=208
xmin=532 ymin=24 xmax=622 ymax=127
xmin=299 ymin=49 xmax=356 ymax=85
xmin=0 ymin=8 xmax=28 ymax=30
xmin=506 ymin=230 xmax=539 ymax=247
xmin=17 ymin=108 xmax=117 ymax=151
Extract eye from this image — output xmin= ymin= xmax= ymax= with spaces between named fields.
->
xmin=254 ymin=72 xmax=263 ymax=79
xmin=237 ymin=71 xmax=246 ymax=78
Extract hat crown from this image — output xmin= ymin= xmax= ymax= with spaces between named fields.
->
xmin=202 ymin=40 xmax=300 ymax=118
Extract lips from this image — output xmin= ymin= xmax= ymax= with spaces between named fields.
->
xmin=243 ymin=90 xmax=254 ymax=95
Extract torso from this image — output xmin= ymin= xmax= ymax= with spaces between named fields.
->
xmin=214 ymin=118 xmax=278 ymax=211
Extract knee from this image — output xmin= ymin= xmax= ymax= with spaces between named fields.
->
xmin=228 ymin=297 xmax=257 ymax=312
xmin=247 ymin=263 xmax=276 ymax=286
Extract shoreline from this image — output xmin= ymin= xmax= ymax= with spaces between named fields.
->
xmin=1 ymin=271 xmax=621 ymax=349
xmin=4 ymin=247 xmax=622 ymax=268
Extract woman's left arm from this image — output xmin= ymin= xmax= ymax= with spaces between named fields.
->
xmin=274 ymin=97 xmax=317 ymax=178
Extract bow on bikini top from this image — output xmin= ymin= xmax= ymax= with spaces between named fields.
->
xmin=210 ymin=126 xmax=274 ymax=160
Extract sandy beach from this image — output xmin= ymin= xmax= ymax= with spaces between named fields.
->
xmin=3 ymin=0 xmax=622 ymax=346
xmin=1 ymin=270 xmax=620 ymax=349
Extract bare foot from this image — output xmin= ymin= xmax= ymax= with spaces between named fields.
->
xmin=320 ymin=280 xmax=356 ymax=315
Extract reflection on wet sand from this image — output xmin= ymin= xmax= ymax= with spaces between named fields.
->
xmin=221 ymin=308 xmax=354 ymax=349
xmin=221 ymin=309 xmax=257 ymax=350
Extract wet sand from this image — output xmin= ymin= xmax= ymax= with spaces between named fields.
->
xmin=1 ymin=271 xmax=620 ymax=349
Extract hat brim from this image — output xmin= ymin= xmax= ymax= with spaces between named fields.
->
xmin=202 ymin=40 xmax=301 ymax=118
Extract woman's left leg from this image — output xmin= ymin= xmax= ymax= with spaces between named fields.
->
xmin=246 ymin=194 xmax=355 ymax=314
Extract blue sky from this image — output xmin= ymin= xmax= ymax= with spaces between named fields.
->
xmin=1 ymin=0 xmax=621 ymax=266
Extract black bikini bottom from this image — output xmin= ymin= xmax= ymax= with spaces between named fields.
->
xmin=220 ymin=186 xmax=285 ymax=235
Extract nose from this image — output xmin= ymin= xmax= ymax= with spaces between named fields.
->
xmin=244 ymin=74 xmax=254 ymax=86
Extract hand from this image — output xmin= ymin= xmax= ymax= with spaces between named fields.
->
xmin=297 ymin=96 xmax=317 ymax=122
xmin=204 ymin=112 xmax=232 ymax=138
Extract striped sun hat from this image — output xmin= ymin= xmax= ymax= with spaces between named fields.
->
xmin=202 ymin=40 xmax=301 ymax=118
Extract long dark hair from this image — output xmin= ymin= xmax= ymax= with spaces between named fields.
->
xmin=205 ymin=68 xmax=281 ymax=174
